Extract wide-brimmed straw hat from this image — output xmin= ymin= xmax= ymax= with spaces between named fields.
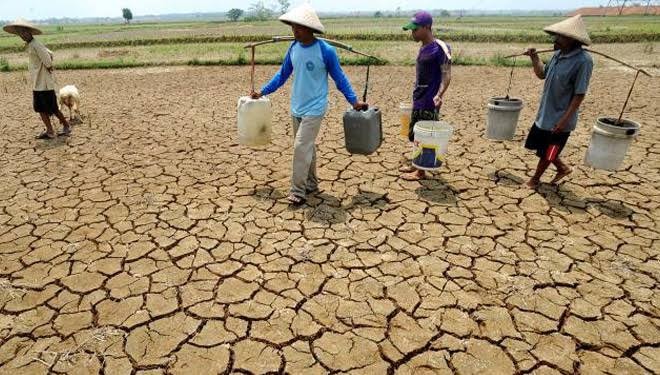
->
xmin=2 ymin=18 xmax=43 ymax=35
xmin=543 ymin=15 xmax=591 ymax=46
xmin=279 ymin=3 xmax=325 ymax=34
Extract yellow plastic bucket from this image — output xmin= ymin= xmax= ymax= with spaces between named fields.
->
xmin=399 ymin=102 xmax=412 ymax=138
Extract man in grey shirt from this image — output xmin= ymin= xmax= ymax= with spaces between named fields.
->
xmin=523 ymin=15 xmax=593 ymax=189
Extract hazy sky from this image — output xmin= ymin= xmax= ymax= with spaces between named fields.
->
xmin=1 ymin=0 xmax=605 ymax=20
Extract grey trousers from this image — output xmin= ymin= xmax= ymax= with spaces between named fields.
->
xmin=291 ymin=116 xmax=322 ymax=198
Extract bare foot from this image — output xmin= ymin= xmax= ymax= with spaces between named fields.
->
xmin=401 ymin=170 xmax=426 ymax=181
xmin=551 ymin=167 xmax=572 ymax=185
xmin=526 ymin=178 xmax=540 ymax=190
xmin=399 ymin=165 xmax=416 ymax=173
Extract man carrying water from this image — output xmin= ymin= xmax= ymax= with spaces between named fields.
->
xmin=523 ymin=15 xmax=593 ymax=189
xmin=251 ymin=4 xmax=367 ymax=205
xmin=400 ymin=11 xmax=452 ymax=181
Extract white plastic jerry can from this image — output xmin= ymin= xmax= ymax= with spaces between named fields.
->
xmin=237 ymin=96 xmax=272 ymax=147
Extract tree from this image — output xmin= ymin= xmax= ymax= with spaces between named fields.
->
xmin=374 ymin=11 xmax=383 ymax=18
xmin=227 ymin=8 xmax=244 ymax=21
xmin=277 ymin=0 xmax=290 ymax=15
xmin=122 ymin=8 xmax=133 ymax=24
xmin=441 ymin=10 xmax=451 ymax=17
xmin=247 ymin=1 xmax=274 ymax=21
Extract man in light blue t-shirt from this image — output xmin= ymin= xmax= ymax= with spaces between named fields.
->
xmin=251 ymin=4 xmax=367 ymax=205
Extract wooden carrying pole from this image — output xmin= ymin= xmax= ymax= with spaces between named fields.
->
xmin=244 ymin=36 xmax=382 ymax=62
xmin=504 ymin=48 xmax=652 ymax=77
xmin=503 ymin=48 xmax=555 ymax=58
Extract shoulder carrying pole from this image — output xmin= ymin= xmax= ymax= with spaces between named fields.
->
xmin=504 ymin=48 xmax=652 ymax=77
xmin=244 ymin=36 xmax=382 ymax=62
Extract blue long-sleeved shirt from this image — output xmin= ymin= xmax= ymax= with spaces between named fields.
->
xmin=261 ymin=39 xmax=358 ymax=117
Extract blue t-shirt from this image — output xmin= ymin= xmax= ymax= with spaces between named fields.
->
xmin=261 ymin=39 xmax=358 ymax=117
xmin=413 ymin=40 xmax=451 ymax=111
xmin=534 ymin=48 xmax=593 ymax=132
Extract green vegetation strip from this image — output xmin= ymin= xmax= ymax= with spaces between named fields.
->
xmin=0 ymin=53 xmax=534 ymax=72
xmin=1 ymin=30 xmax=658 ymax=53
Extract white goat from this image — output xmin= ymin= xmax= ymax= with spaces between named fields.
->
xmin=58 ymin=85 xmax=81 ymax=122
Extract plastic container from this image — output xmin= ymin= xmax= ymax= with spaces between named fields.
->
xmin=584 ymin=117 xmax=640 ymax=171
xmin=343 ymin=107 xmax=383 ymax=155
xmin=411 ymin=120 xmax=454 ymax=171
xmin=399 ymin=102 xmax=412 ymax=138
xmin=485 ymin=96 xmax=524 ymax=140
xmin=237 ymin=96 xmax=272 ymax=147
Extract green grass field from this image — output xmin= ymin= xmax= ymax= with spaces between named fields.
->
xmin=1 ymin=15 xmax=658 ymax=51
xmin=0 ymin=16 xmax=658 ymax=71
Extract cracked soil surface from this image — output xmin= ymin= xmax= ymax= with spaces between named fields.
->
xmin=0 ymin=65 xmax=658 ymax=374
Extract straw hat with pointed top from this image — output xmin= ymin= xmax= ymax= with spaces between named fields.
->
xmin=279 ymin=3 xmax=325 ymax=34
xmin=2 ymin=18 xmax=43 ymax=35
xmin=543 ymin=15 xmax=591 ymax=46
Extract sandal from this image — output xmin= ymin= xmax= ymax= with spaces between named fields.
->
xmin=58 ymin=128 xmax=71 ymax=137
xmin=306 ymin=187 xmax=321 ymax=195
xmin=287 ymin=194 xmax=306 ymax=206
xmin=35 ymin=132 xmax=55 ymax=140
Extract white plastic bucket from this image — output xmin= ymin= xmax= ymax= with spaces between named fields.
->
xmin=399 ymin=102 xmax=412 ymax=138
xmin=237 ymin=96 xmax=272 ymax=147
xmin=412 ymin=120 xmax=454 ymax=171
xmin=585 ymin=117 xmax=640 ymax=171
xmin=486 ymin=96 xmax=523 ymax=141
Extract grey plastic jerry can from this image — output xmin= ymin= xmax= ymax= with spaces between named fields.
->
xmin=343 ymin=107 xmax=383 ymax=155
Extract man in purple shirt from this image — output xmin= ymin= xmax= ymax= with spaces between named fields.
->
xmin=400 ymin=11 xmax=452 ymax=181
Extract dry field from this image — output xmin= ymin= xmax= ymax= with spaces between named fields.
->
xmin=0 ymin=64 xmax=658 ymax=374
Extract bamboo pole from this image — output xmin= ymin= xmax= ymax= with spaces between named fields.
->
xmin=503 ymin=49 xmax=555 ymax=58
xmin=504 ymin=48 xmax=652 ymax=77
xmin=244 ymin=36 xmax=382 ymax=62
xmin=586 ymin=48 xmax=651 ymax=77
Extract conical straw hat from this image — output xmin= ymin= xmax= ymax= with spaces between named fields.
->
xmin=2 ymin=18 xmax=42 ymax=35
xmin=279 ymin=3 xmax=325 ymax=34
xmin=543 ymin=15 xmax=591 ymax=46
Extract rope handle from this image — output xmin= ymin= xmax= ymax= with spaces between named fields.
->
xmin=362 ymin=64 xmax=370 ymax=103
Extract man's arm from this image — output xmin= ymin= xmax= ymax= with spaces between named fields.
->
xmin=30 ymin=40 xmax=53 ymax=69
xmin=553 ymin=58 xmax=592 ymax=133
xmin=525 ymin=48 xmax=545 ymax=79
xmin=434 ymin=64 xmax=451 ymax=110
xmin=552 ymin=94 xmax=585 ymax=134
xmin=252 ymin=45 xmax=294 ymax=98
xmin=323 ymin=44 xmax=367 ymax=110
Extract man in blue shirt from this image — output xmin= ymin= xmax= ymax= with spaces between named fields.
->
xmin=251 ymin=4 xmax=367 ymax=205
xmin=523 ymin=15 xmax=593 ymax=189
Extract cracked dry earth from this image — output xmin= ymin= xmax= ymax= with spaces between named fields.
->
xmin=0 ymin=65 xmax=658 ymax=375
